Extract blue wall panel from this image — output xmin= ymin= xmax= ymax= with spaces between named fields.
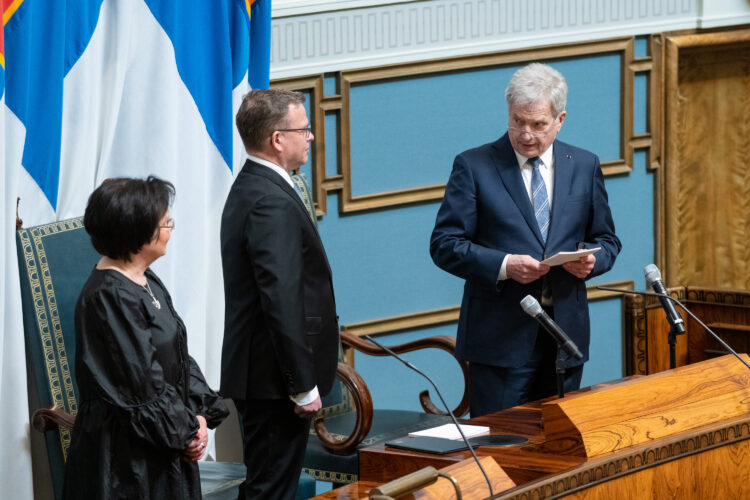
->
xmin=348 ymin=54 xmax=621 ymax=198
xmin=353 ymin=324 xmax=466 ymax=412
xmin=318 ymin=194 xmax=463 ymax=323
xmin=634 ymin=73 xmax=648 ymax=135
xmin=314 ymin=51 xmax=654 ymax=410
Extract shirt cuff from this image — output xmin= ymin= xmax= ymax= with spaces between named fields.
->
xmin=497 ymin=254 xmax=511 ymax=281
xmin=289 ymin=385 xmax=319 ymax=406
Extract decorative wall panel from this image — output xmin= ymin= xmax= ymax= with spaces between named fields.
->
xmin=270 ymin=0 xmax=699 ymax=79
xmin=663 ymin=30 xmax=750 ymax=289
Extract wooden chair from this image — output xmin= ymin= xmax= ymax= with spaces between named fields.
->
xmin=16 ymin=217 xmax=315 ymax=500
xmin=302 ymin=332 xmax=469 ymax=485
xmin=289 ymin=173 xmax=471 ymax=486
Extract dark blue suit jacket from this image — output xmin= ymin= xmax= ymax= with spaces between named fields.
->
xmin=430 ymin=134 xmax=621 ymax=368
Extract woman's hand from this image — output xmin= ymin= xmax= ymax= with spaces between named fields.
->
xmin=183 ymin=415 xmax=208 ymax=462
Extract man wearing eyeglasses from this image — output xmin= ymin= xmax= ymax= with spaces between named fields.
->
xmin=430 ymin=63 xmax=621 ymax=417
xmin=220 ymin=89 xmax=339 ymax=498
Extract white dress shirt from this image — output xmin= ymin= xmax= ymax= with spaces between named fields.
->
xmin=497 ymin=145 xmax=555 ymax=281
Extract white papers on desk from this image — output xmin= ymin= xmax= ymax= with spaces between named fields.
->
xmin=540 ymin=247 xmax=600 ymax=266
xmin=408 ymin=423 xmax=490 ymax=441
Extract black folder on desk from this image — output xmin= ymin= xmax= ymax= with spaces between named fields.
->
xmin=384 ymin=436 xmax=476 ymax=455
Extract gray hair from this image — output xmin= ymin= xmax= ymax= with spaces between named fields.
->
xmin=236 ymin=89 xmax=306 ymax=152
xmin=505 ymin=63 xmax=567 ymax=117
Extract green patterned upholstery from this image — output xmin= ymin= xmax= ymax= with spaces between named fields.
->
xmin=17 ymin=218 xmax=97 ymax=498
xmin=17 ymin=218 xmax=315 ymax=499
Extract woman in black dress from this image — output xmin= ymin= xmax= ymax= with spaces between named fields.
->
xmin=63 ymin=177 xmax=228 ymax=499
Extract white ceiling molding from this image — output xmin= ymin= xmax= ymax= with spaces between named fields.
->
xmin=269 ymin=0 xmax=750 ymax=80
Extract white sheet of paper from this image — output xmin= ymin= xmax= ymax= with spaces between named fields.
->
xmin=540 ymin=247 xmax=600 ymax=266
xmin=408 ymin=423 xmax=490 ymax=441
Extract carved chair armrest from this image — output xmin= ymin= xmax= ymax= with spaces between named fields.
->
xmin=313 ymin=362 xmax=373 ymax=456
xmin=340 ymin=329 xmax=469 ymax=418
xmin=32 ymin=407 xmax=75 ymax=433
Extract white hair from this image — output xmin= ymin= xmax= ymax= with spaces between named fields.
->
xmin=505 ymin=63 xmax=567 ymax=117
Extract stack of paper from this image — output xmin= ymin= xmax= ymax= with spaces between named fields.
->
xmin=408 ymin=423 xmax=489 ymax=441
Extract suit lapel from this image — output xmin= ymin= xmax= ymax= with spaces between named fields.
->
xmin=246 ymin=161 xmax=333 ymax=276
xmin=248 ymin=161 xmax=320 ymax=234
xmin=491 ymin=136 xmax=546 ymax=246
xmin=548 ymin=141 xmax=572 ymax=244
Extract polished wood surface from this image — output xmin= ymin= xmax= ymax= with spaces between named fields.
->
xmin=495 ymin=412 xmax=750 ymax=499
xmin=315 ymin=457 xmax=513 ymax=499
xmin=313 ymin=456 xmax=512 ymax=499
xmin=359 ymin=398 xmax=584 ymax=485
xmin=348 ymin=359 xmax=750 ymax=499
xmin=624 ymin=286 xmax=750 ymax=375
xmin=312 ymin=481 xmax=379 ymax=499
xmin=663 ymin=29 xmax=750 ymax=289
xmin=420 ymin=456 xmax=514 ymax=499
xmin=554 ymin=440 xmax=750 ymax=499
xmin=540 ymin=355 xmax=750 ymax=457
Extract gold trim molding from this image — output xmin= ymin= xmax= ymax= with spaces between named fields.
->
xmin=343 ymin=280 xmax=634 ymax=337
xmin=18 ymin=218 xmax=84 ymax=460
xmin=274 ymin=36 xmax=653 ymax=215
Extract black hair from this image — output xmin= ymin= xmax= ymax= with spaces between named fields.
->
xmin=83 ymin=176 xmax=175 ymax=261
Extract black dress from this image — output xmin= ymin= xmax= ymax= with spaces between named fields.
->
xmin=63 ymin=268 xmax=228 ymax=499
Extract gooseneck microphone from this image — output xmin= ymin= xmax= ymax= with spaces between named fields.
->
xmin=362 ymin=334 xmax=494 ymax=498
xmin=520 ymin=295 xmax=583 ymax=360
xmin=596 ymin=286 xmax=750 ymax=372
xmin=644 ymin=264 xmax=686 ymax=335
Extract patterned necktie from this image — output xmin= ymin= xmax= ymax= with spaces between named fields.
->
xmin=529 ymin=157 xmax=550 ymax=242
xmin=292 ymin=181 xmax=304 ymax=201
xmin=291 ymin=174 xmax=317 ymax=226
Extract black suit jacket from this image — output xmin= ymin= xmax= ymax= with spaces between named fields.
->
xmin=219 ymin=159 xmax=339 ymax=400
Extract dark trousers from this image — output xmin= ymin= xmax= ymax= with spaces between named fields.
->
xmin=234 ymin=398 xmax=311 ymax=500
xmin=468 ymin=321 xmax=584 ymax=418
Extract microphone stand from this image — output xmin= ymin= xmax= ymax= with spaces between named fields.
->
xmin=665 ymin=296 xmax=687 ymax=369
xmin=556 ymin=352 xmax=569 ymax=399
xmin=362 ymin=335 xmax=494 ymax=498
xmin=597 ymin=286 xmax=750 ymax=372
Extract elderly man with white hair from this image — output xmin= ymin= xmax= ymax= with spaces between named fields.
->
xmin=431 ymin=63 xmax=622 ymax=417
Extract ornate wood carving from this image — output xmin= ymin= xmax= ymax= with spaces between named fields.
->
xmin=624 ymin=294 xmax=647 ymax=375
xmin=499 ymin=416 xmax=750 ymax=499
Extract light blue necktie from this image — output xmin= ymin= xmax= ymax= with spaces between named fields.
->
xmin=529 ymin=157 xmax=550 ymax=242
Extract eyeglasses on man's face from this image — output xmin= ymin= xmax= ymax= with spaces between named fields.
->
xmin=277 ymin=126 xmax=313 ymax=139
xmin=508 ymin=115 xmax=561 ymax=138
xmin=160 ymin=218 xmax=175 ymax=231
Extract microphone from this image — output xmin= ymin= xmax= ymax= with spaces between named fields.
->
xmin=362 ymin=334 xmax=494 ymax=498
xmin=368 ymin=466 xmax=461 ymax=499
xmin=596 ymin=286 xmax=750 ymax=372
xmin=520 ymin=295 xmax=583 ymax=360
xmin=643 ymin=264 xmax=686 ymax=335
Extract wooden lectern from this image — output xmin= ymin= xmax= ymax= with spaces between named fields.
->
xmin=333 ymin=354 xmax=750 ymax=499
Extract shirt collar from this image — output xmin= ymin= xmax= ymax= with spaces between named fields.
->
xmin=514 ymin=143 xmax=554 ymax=169
xmin=247 ymin=154 xmax=295 ymax=188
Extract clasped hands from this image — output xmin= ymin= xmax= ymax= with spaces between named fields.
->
xmin=183 ymin=415 xmax=208 ymax=462
xmin=507 ymin=254 xmax=595 ymax=284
